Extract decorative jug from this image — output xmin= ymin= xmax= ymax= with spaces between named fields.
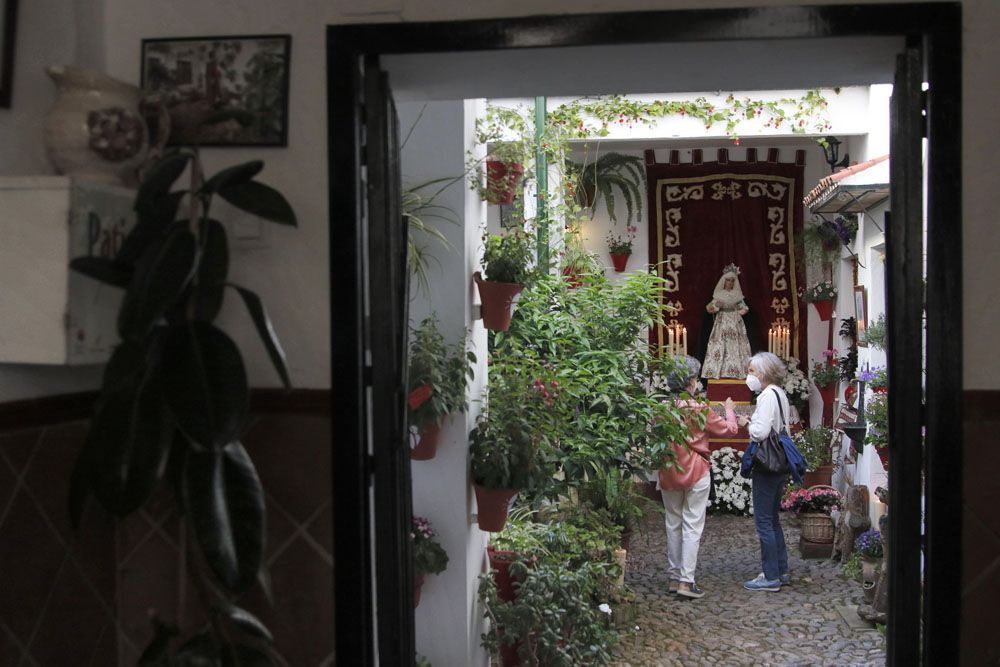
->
xmin=43 ymin=65 xmax=169 ymax=186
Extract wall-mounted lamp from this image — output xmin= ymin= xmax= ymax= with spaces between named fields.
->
xmin=821 ymin=136 xmax=850 ymax=173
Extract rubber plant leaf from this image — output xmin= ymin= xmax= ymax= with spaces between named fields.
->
xmin=118 ymin=224 xmax=197 ymax=341
xmin=118 ymin=190 xmax=187 ymax=266
xmin=135 ymin=151 xmax=192 ymax=217
xmin=194 ymin=219 xmax=229 ymax=322
xmin=200 ymin=160 xmax=264 ymax=195
xmin=217 ymin=180 xmax=297 ymax=226
xmin=160 ymin=321 xmax=249 ymax=451
xmin=182 ymin=441 xmax=266 ymax=594
xmin=226 ymin=284 xmax=291 ymax=389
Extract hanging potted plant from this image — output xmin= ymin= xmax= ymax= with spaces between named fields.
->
xmin=411 ymin=516 xmax=449 ymax=608
xmin=794 ymin=426 xmax=835 ymax=487
xmin=803 ymin=220 xmax=843 ymax=276
xmin=469 ymin=105 xmax=534 ymax=205
xmin=474 ymin=232 xmax=534 ymax=331
xmin=605 ymin=226 xmax=636 ymax=273
xmin=801 ymin=280 xmax=838 ymax=321
xmin=811 ymin=353 xmax=841 ymax=425
xmin=566 ymin=151 xmax=645 ymax=224
xmin=862 ymin=387 xmax=890 ymax=469
xmin=407 ymin=317 xmax=476 ymax=460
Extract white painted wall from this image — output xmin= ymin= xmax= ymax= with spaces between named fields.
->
xmin=401 ymin=99 xmax=490 ymax=667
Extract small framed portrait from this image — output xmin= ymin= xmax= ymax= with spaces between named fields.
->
xmin=0 ymin=0 xmax=19 ymax=108
xmin=140 ymin=34 xmax=291 ymax=147
xmin=854 ymin=285 xmax=868 ymax=346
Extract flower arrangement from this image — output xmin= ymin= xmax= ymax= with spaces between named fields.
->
xmin=606 ymin=226 xmax=637 ymax=256
xmin=811 ymin=357 xmax=841 ymax=388
xmin=793 ymin=426 xmax=834 ymax=471
xmin=833 ymin=215 xmax=859 ymax=246
xmin=863 ymin=366 xmax=888 ymax=393
xmin=412 ymin=516 xmax=449 ymax=577
xmin=781 ymin=486 xmax=842 ymax=514
xmin=855 ymin=529 xmax=884 ymax=559
xmin=800 ymin=280 xmax=838 ymax=303
xmin=864 ymin=393 xmax=888 ymax=449
xmin=707 ymin=447 xmax=753 ymax=516
xmin=782 ymin=357 xmax=811 ymax=411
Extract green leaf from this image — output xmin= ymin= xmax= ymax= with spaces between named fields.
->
xmin=227 ymin=284 xmax=290 ymax=389
xmin=219 ymin=604 xmax=273 ymax=643
xmin=194 ymin=220 xmax=230 ymax=322
xmin=200 ymin=161 xmax=264 ymax=195
xmin=69 ymin=257 xmax=133 ymax=288
xmin=160 ymin=322 xmax=249 ymax=451
xmin=118 ymin=225 xmax=197 ymax=341
xmin=136 ymin=151 xmax=192 ymax=216
xmin=183 ymin=441 xmax=266 ymax=594
xmin=119 ymin=191 xmax=187 ymax=266
xmin=218 ymin=181 xmax=296 ymax=226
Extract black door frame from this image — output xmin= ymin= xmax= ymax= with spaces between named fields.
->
xmin=327 ymin=4 xmax=962 ymax=665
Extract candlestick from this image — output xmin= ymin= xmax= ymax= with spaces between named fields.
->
xmin=668 ymin=327 xmax=675 ymax=355
xmin=681 ymin=326 xmax=688 ymax=355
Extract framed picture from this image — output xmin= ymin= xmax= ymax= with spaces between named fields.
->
xmin=140 ymin=34 xmax=291 ymax=147
xmin=854 ymin=285 xmax=868 ymax=346
xmin=0 ymin=0 xmax=19 ymax=108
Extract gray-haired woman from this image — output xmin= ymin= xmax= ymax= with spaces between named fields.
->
xmin=736 ymin=351 xmax=792 ymax=592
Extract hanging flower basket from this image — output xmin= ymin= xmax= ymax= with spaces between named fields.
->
xmin=410 ymin=419 xmax=444 ymax=460
xmin=485 ymin=160 xmax=524 ymax=205
xmin=799 ymin=511 xmax=836 ymax=543
xmin=474 ymin=271 xmax=524 ymax=332
xmin=474 ymin=484 xmax=518 ymax=531
xmin=609 ymin=252 xmax=630 ymax=272
xmin=813 ymin=299 xmax=834 ymax=321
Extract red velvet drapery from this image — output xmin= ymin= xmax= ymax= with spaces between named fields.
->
xmin=646 ymin=147 xmax=807 ymax=376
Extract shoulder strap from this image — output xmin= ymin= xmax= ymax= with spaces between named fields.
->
xmin=770 ymin=387 xmax=789 ymax=434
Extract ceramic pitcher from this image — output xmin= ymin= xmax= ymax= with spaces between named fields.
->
xmin=43 ymin=65 xmax=169 ymax=186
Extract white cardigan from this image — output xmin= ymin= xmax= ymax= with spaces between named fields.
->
xmin=748 ymin=385 xmax=791 ymax=442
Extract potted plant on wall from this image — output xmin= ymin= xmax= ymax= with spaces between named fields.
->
xmin=801 ymin=280 xmax=838 ymax=321
xmin=566 ymin=151 xmax=645 ymax=224
xmin=68 ymin=148 xmax=296 ymax=662
xmin=407 ymin=317 xmax=476 ymax=460
xmin=470 ymin=106 xmax=534 ymax=206
xmin=605 ymin=226 xmax=636 ymax=273
xmin=794 ymin=426 xmax=835 ymax=487
xmin=811 ymin=354 xmax=841 ymax=423
xmin=474 ymin=231 xmax=534 ymax=331
xmin=411 ymin=516 xmax=449 ymax=608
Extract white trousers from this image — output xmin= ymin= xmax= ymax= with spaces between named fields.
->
xmin=660 ymin=472 xmax=711 ymax=584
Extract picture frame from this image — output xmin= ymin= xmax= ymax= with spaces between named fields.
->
xmin=0 ymin=0 xmax=19 ymax=108
xmin=140 ymin=34 xmax=291 ymax=147
xmin=853 ymin=285 xmax=868 ymax=346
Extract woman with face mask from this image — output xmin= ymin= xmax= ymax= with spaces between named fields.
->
xmin=736 ymin=351 xmax=792 ymax=592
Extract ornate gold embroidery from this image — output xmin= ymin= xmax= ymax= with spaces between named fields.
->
xmin=770 ymin=297 xmax=790 ymax=314
xmin=711 ymin=181 xmax=742 ymax=200
xmin=767 ymin=207 xmax=786 ymax=245
xmin=662 ymin=254 xmax=683 ymax=292
xmin=665 ymin=300 xmax=684 ymax=315
xmin=769 ymin=253 xmax=788 ymax=291
xmin=663 ymin=208 xmax=681 ymax=247
xmin=747 ymin=181 xmax=788 ymax=200
xmin=665 ymin=185 xmax=704 ymax=201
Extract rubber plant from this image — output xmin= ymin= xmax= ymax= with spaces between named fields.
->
xmin=68 ymin=147 xmax=296 ymax=665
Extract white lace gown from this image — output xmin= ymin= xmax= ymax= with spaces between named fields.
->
xmin=702 ymin=302 xmax=753 ymax=378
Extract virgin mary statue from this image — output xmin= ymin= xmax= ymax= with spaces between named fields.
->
xmin=702 ymin=264 xmax=754 ymax=379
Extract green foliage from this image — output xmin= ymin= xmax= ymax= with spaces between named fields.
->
xmin=567 ymin=152 xmax=645 ymax=225
xmin=865 ymin=393 xmax=889 ymax=449
xmin=801 ymin=280 xmax=838 ymax=303
xmin=407 ymin=317 xmax=475 ymax=430
xmin=843 ymin=551 xmax=863 ymax=582
xmin=482 ymin=231 xmax=535 ymax=285
xmin=578 ymin=467 xmax=659 ymax=534
xmin=866 ymin=313 xmax=887 ymax=350
xmin=70 ymin=149 xmax=296 ymax=663
xmin=810 ymin=359 xmax=841 ymax=388
xmin=403 ymin=177 xmax=461 ymax=296
xmin=416 ymin=655 xmax=433 ymax=667
xmin=412 ymin=516 xmax=449 ymax=577
xmin=803 ymin=222 xmax=842 ymax=267
xmin=793 ymin=426 xmax=834 ymax=471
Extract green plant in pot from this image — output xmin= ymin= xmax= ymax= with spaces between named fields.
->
xmin=407 ymin=317 xmax=476 ymax=460
xmin=578 ymin=465 xmax=658 ymax=550
xmin=474 ymin=231 xmax=535 ymax=331
xmin=68 ymin=148 xmax=296 ymax=663
xmin=794 ymin=426 xmax=835 ymax=486
xmin=566 ymin=151 xmax=645 ymax=224
xmin=411 ymin=516 xmax=449 ymax=607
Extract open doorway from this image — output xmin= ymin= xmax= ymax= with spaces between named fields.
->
xmin=328 ymin=5 xmax=961 ymax=666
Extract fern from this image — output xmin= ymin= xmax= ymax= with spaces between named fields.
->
xmin=568 ymin=152 xmax=646 ymax=225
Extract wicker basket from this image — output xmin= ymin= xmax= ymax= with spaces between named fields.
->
xmin=799 ymin=512 xmax=835 ymax=543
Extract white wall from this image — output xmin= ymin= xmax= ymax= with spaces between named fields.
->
xmin=401 ymin=99 xmax=490 ymax=667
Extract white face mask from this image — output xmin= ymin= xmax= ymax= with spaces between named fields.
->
xmin=746 ymin=373 xmax=762 ymax=393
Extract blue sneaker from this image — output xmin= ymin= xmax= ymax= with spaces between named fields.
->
xmin=744 ymin=574 xmax=781 ymax=592
xmin=760 ymin=571 xmax=792 ymax=585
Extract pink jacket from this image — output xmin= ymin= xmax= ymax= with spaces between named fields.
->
xmin=658 ymin=400 xmax=738 ymax=491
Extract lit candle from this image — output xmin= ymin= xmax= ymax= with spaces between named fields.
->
xmin=668 ymin=326 xmax=675 ymax=354
xmin=681 ymin=327 xmax=688 ymax=354
xmin=768 ymin=328 xmax=773 ymax=354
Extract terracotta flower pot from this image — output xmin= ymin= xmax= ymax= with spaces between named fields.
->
xmin=485 ymin=160 xmax=524 ymax=205
xmin=487 ymin=546 xmax=520 ymax=602
xmin=474 ymin=271 xmax=524 ymax=332
xmin=816 ymin=382 xmax=836 ymax=426
xmin=561 ymin=266 xmax=583 ymax=288
xmin=801 ymin=464 xmax=833 ymax=488
xmin=410 ymin=419 xmax=444 ymax=460
xmin=474 ymin=485 xmax=518 ymax=531
xmin=812 ymin=299 xmax=834 ymax=321
xmin=499 ymin=640 xmax=523 ymax=667
xmin=609 ymin=252 xmax=630 ymax=272
xmin=413 ymin=572 xmax=426 ymax=608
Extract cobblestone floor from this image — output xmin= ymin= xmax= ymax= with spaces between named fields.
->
xmin=612 ymin=512 xmax=886 ymax=667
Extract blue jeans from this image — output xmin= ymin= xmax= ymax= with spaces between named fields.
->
xmin=752 ymin=471 xmax=788 ymax=581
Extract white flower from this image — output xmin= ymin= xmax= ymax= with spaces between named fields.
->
xmin=599 ymin=603 xmax=612 ymax=615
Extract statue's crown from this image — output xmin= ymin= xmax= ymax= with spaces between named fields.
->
xmin=723 ymin=263 xmax=740 ymax=275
